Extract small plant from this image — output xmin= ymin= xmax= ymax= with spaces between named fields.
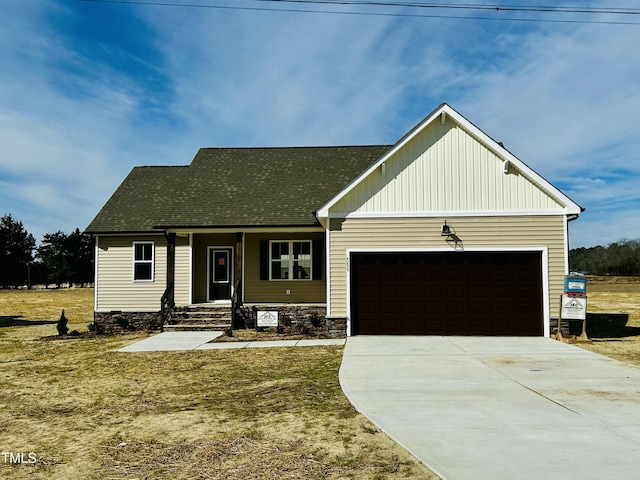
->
xmin=56 ymin=309 xmax=69 ymax=336
xmin=87 ymin=322 xmax=95 ymax=333
xmin=281 ymin=314 xmax=292 ymax=327
xmin=295 ymin=321 xmax=311 ymax=335
xmin=223 ymin=327 xmax=233 ymax=337
xmin=116 ymin=317 xmax=130 ymax=330
xmin=309 ymin=313 xmax=323 ymax=328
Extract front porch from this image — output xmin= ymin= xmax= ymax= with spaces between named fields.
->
xmin=161 ymin=230 xmax=335 ymax=333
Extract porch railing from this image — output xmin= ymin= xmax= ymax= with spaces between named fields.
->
xmin=160 ymin=281 xmax=175 ymax=330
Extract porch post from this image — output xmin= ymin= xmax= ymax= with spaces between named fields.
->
xmin=165 ymin=232 xmax=176 ymax=306
xmin=232 ymin=232 xmax=243 ymax=327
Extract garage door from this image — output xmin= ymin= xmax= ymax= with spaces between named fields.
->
xmin=350 ymin=251 xmax=543 ymax=336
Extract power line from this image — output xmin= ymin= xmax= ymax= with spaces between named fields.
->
xmin=75 ymin=0 xmax=640 ymax=25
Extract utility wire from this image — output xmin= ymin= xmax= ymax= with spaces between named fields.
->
xmin=75 ymin=0 xmax=640 ymax=25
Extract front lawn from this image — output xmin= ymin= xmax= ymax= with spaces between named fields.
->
xmin=0 ymin=288 xmax=436 ymax=479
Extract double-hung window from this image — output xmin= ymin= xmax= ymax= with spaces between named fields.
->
xmin=133 ymin=241 xmax=154 ymax=281
xmin=270 ymin=240 xmax=312 ymax=280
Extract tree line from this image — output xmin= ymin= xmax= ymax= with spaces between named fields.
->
xmin=570 ymin=239 xmax=640 ymax=276
xmin=0 ymin=214 xmax=93 ymax=288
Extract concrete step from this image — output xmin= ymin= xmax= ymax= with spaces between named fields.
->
xmin=165 ymin=305 xmax=232 ymax=330
xmin=164 ymin=324 xmax=230 ymax=332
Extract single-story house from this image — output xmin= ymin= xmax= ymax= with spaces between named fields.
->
xmin=85 ymin=103 xmax=583 ymax=337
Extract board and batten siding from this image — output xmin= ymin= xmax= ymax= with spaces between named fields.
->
xmin=95 ymin=235 xmax=167 ymax=312
xmin=331 ymin=119 xmax=563 ymax=215
xmin=328 ymin=216 xmax=566 ymax=323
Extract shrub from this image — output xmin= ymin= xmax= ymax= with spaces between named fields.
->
xmin=116 ymin=317 xmax=130 ymax=330
xmin=56 ymin=309 xmax=69 ymax=336
xmin=309 ymin=313 xmax=323 ymax=328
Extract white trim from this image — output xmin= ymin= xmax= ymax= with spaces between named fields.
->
xmin=94 ymin=236 xmax=99 ymax=313
xmin=168 ymin=226 xmax=324 ymax=235
xmin=325 ymin=227 xmax=331 ymax=317
xmin=132 ymin=241 xmax=155 ymax=283
xmin=207 ymin=246 xmax=234 ymax=302
xmin=93 ymin=232 xmax=164 ymax=237
xmin=188 ymin=233 xmax=193 ymax=304
xmin=317 ymin=103 xmax=582 ymax=218
xmin=241 ymin=232 xmax=246 ymax=304
xmin=563 ymin=217 xmax=570 ymax=275
xmin=328 ymin=209 xmax=572 ymax=219
xmin=345 ymin=246 xmax=550 ymax=337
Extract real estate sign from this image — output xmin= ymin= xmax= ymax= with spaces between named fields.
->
xmin=257 ymin=310 xmax=278 ymax=327
xmin=561 ymin=294 xmax=587 ymax=320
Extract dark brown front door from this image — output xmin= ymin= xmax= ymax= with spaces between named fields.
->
xmin=351 ymin=251 xmax=543 ymax=336
xmin=209 ymin=248 xmax=233 ymax=301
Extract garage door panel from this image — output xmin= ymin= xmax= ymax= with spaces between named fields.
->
xmin=470 ymin=286 xmax=488 ymax=299
xmin=447 ymin=287 xmax=466 ymax=300
xmin=424 ymin=286 xmax=443 ymax=298
xmin=402 ymin=271 xmax=420 ymax=283
xmin=403 ymin=303 xmax=422 ymax=315
xmin=469 ymin=303 xmax=488 ymax=315
xmin=352 ymin=251 xmax=543 ymax=336
xmin=403 ymin=286 xmax=421 ymax=299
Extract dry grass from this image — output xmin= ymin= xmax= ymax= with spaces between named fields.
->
xmin=0 ymin=289 xmax=436 ymax=480
xmin=4 ymin=279 xmax=639 ymax=479
xmin=574 ymin=276 xmax=640 ymax=366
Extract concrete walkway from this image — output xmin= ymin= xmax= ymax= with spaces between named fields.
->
xmin=339 ymin=336 xmax=640 ymax=480
xmin=118 ymin=331 xmax=345 ymax=352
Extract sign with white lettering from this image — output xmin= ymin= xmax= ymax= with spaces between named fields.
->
xmin=561 ymin=294 xmax=587 ymax=320
xmin=257 ymin=311 xmax=278 ymax=327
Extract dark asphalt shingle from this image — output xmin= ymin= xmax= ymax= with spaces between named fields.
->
xmin=85 ymin=145 xmax=391 ymax=233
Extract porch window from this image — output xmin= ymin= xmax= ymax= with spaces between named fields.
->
xmin=270 ymin=240 xmax=312 ymax=280
xmin=133 ymin=241 xmax=154 ymax=281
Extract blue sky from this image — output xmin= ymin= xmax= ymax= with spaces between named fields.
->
xmin=1 ymin=0 xmax=640 ymax=248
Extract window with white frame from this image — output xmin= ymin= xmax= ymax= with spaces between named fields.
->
xmin=270 ymin=240 xmax=312 ymax=280
xmin=133 ymin=241 xmax=154 ymax=281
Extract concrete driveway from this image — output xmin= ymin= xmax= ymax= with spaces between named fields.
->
xmin=340 ymin=336 xmax=640 ymax=480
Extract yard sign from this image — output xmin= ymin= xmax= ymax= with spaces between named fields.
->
xmin=561 ymin=294 xmax=587 ymax=320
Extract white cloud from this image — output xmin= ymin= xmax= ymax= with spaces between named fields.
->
xmin=2 ymin=1 xmax=639 ymax=248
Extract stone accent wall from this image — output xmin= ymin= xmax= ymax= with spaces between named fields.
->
xmin=325 ymin=317 xmax=347 ymax=338
xmin=94 ymin=311 xmax=162 ymax=334
xmin=238 ymin=305 xmax=345 ymax=338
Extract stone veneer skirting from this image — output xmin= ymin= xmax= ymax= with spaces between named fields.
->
xmin=94 ymin=311 xmax=162 ymax=334
xmin=238 ymin=304 xmax=345 ymax=338
xmin=94 ymin=305 xmax=346 ymax=338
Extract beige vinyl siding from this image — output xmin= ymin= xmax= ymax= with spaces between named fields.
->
xmin=244 ymin=232 xmax=326 ymax=303
xmin=174 ymin=235 xmax=191 ymax=306
xmin=329 ymin=216 xmax=566 ymax=320
xmin=96 ymin=235 xmax=166 ymax=312
xmin=332 ymin=120 xmax=563 ymax=215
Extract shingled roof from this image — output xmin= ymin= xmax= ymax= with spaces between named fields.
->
xmin=85 ymin=145 xmax=391 ymax=233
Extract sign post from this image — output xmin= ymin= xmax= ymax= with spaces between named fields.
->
xmin=555 ymin=275 xmax=589 ymax=342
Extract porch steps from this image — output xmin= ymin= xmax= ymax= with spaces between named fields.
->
xmin=164 ymin=305 xmax=232 ymax=332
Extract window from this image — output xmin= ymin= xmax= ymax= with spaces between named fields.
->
xmin=270 ymin=240 xmax=312 ymax=280
xmin=133 ymin=241 xmax=154 ymax=281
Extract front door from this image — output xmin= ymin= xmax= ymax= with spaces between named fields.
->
xmin=208 ymin=248 xmax=233 ymax=302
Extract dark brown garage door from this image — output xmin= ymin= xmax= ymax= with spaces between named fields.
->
xmin=350 ymin=251 xmax=543 ymax=336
